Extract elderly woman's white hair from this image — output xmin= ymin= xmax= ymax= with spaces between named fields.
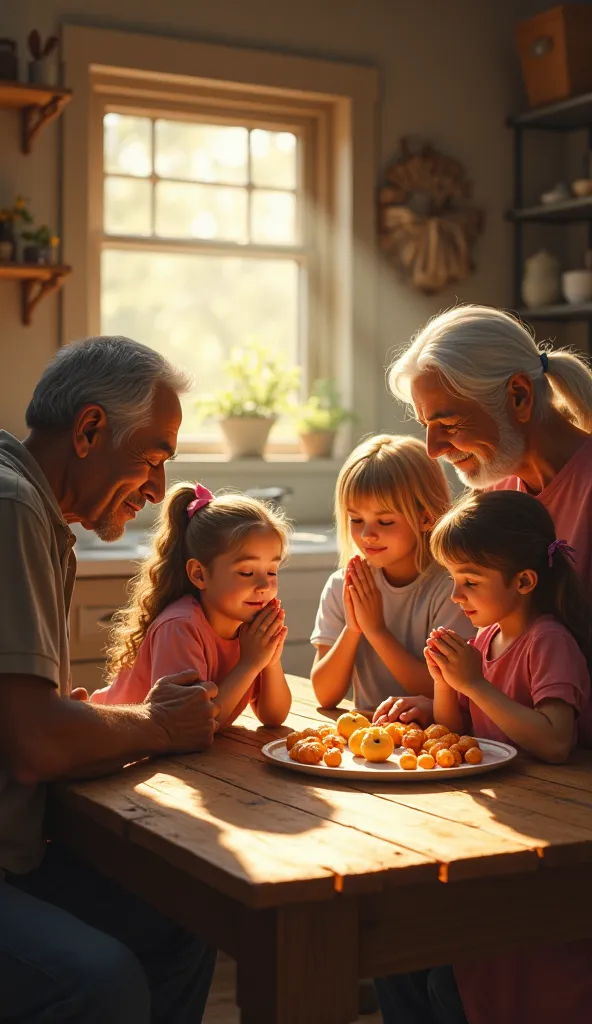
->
xmin=389 ymin=305 xmax=592 ymax=432
xmin=26 ymin=335 xmax=192 ymax=446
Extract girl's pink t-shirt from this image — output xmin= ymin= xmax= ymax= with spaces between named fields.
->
xmin=461 ymin=615 xmax=591 ymax=745
xmin=492 ymin=433 xmax=592 ymax=590
xmin=454 ymin=615 xmax=592 ymax=1024
xmin=90 ymin=595 xmax=260 ymax=725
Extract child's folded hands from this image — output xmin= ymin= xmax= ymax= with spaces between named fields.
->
xmin=239 ymin=599 xmax=286 ymax=673
xmin=425 ymin=627 xmax=484 ymax=694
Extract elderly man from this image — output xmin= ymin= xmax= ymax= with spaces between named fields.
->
xmin=0 ymin=337 xmax=217 ymax=1023
xmin=376 ymin=305 xmax=592 ymax=1024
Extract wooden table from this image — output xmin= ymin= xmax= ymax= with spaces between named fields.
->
xmin=49 ymin=676 xmax=592 ymax=1023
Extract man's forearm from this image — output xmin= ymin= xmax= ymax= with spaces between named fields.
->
xmin=7 ymin=695 xmax=168 ymax=784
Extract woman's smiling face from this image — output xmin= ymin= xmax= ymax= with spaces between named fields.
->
xmin=410 ymin=371 xmax=525 ymax=488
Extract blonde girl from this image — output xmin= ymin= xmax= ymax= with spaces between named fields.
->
xmin=91 ymin=482 xmax=292 ymax=728
xmin=310 ymin=434 xmax=472 ymax=711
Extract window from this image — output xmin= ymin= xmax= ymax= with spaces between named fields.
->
xmin=62 ymin=26 xmax=379 ymax=459
xmin=98 ymin=104 xmax=314 ymax=447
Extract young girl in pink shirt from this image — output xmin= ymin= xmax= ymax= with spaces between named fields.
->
xmin=375 ymin=489 xmax=592 ymax=1024
xmin=91 ymin=482 xmax=292 ymax=729
xmin=427 ymin=488 xmax=592 ymax=757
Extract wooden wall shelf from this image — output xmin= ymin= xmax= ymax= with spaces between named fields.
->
xmin=0 ymin=263 xmax=72 ymax=324
xmin=0 ymin=80 xmax=72 ymax=153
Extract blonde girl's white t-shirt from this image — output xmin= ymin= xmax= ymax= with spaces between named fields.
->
xmin=310 ymin=561 xmax=474 ymax=709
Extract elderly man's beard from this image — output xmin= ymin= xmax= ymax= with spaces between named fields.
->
xmin=444 ymin=414 xmax=526 ymax=489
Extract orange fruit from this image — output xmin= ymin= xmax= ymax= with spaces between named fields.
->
xmin=360 ymin=728 xmax=394 ymax=763
xmin=336 ymin=711 xmax=371 ymax=739
xmin=348 ymin=727 xmax=370 ymax=756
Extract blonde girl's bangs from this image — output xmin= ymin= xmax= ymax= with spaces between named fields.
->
xmin=335 ymin=435 xmax=451 ymax=570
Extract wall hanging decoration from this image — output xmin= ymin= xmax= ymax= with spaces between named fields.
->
xmin=378 ymin=138 xmax=484 ymax=295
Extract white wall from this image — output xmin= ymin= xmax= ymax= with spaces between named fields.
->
xmin=0 ymin=0 xmax=550 ymax=441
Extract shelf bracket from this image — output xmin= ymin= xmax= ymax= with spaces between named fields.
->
xmin=21 ymin=273 xmax=66 ymax=325
xmin=21 ymin=95 xmax=69 ymax=154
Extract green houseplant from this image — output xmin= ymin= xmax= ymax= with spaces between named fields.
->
xmin=294 ymin=379 xmax=354 ymax=458
xmin=21 ymin=225 xmax=59 ymax=265
xmin=0 ymin=196 xmax=32 ymax=262
xmin=197 ymin=343 xmax=301 ymax=458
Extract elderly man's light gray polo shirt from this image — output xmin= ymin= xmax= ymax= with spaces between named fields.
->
xmin=0 ymin=430 xmax=76 ymax=875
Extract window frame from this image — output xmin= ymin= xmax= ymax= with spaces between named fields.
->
xmin=62 ymin=24 xmax=379 ymax=461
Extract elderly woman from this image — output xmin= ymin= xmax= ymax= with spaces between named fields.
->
xmin=0 ymin=337 xmax=218 ymax=1023
xmin=377 ymin=305 xmax=592 ymax=1024
xmin=390 ymin=304 xmax=592 ymax=584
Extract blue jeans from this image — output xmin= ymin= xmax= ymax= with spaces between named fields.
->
xmin=0 ymin=843 xmax=216 ymax=1023
xmin=375 ymin=967 xmax=468 ymax=1024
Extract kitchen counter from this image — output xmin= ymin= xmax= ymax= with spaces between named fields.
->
xmin=73 ymin=524 xmax=338 ymax=578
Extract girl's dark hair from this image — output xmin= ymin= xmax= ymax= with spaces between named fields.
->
xmin=430 ymin=489 xmax=592 ymax=664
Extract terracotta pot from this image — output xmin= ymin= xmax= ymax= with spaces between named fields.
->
xmin=221 ymin=417 xmax=275 ymax=458
xmin=299 ymin=430 xmax=336 ymax=459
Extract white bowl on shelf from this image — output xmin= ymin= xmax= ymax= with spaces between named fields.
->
xmin=562 ymin=270 xmax=592 ymax=305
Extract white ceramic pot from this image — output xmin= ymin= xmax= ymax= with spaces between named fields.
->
xmin=299 ymin=430 xmax=336 ymax=459
xmin=562 ymin=270 xmax=592 ymax=304
xmin=521 ymin=250 xmax=561 ymax=308
xmin=28 ymin=57 xmax=58 ymax=86
xmin=220 ymin=416 xmax=275 ymax=458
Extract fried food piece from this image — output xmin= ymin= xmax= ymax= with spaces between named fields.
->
xmin=361 ymin=728 xmax=395 ymax=763
xmin=348 ymin=727 xmax=370 ymax=756
xmin=317 ymin=724 xmax=337 ymax=737
xmin=301 ymin=727 xmax=323 ymax=740
xmin=429 ymin=740 xmax=448 ymax=758
xmin=423 ymin=738 xmax=440 ymax=754
xmin=424 ymin=723 xmax=449 ymax=741
xmin=399 ymin=751 xmax=418 ymax=771
xmin=448 ymin=743 xmax=463 ymax=766
xmin=435 ymin=748 xmax=455 ymax=768
xmin=417 ymin=753 xmax=436 ymax=770
xmin=385 ymin=722 xmax=406 ymax=747
xmin=286 ymin=731 xmax=303 ymax=751
xmin=464 ymin=745 xmax=483 ymax=765
xmin=324 ymin=733 xmax=346 ymax=751
xmin=440 ymin=733 xmax=460 ymax=748
xmin=290 ymin=739 xmax=325 ymax=764
xmin=457 ymin=735 xmax=479 ymax=754
xmin=401 ymin=729 xmax=425 ymax=753
xmin=323 ymin=747 xmax=342 ymax=767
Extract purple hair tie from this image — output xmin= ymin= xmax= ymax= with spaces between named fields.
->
xmin=187 ymin=482 xmax=214 ymax=518
xmin=548 ymin=538 xmax=576 ymax=568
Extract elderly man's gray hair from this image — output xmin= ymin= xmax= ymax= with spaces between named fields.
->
xmin=26 ymin=336 xmax=192 ymax=446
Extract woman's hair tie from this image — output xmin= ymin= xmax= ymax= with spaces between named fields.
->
xmin=187 ymin=482 xmax=214 ymax=518
xmin=540 ymin=351 xmax=549 ymax=373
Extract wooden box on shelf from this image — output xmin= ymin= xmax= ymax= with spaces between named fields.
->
xmin=515 ymin=4 xmax=592 ymax=108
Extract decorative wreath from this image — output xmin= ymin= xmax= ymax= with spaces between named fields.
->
xmin=378 ymin=138 xmax=484 ymax=295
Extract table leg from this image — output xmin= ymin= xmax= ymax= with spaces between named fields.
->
xmin=237 ymin=898 xmax=359 ymax=1024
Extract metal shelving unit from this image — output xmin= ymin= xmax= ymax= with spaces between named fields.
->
xmin=507 ymin=91 xmax=592 ymax=346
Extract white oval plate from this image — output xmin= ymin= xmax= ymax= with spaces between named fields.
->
xmin=262 ymin=737 xmax=517 ymax=781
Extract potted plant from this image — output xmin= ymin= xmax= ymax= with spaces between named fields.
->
xmin=27 ymin=31 xmax=59 ymax=86
xmin=21 ymin=225 xmax=59 ymax=265
xmin=197 ymin=343 xmax=301 ymax=458
xmin=294 ymin=379 xmax=354 ymax=458
xmin=0 ymin=196 xmax=32 ymax=262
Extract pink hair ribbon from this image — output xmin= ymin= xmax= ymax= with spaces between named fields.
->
xmin=548 ymin=539 xmax=576 ymax=568
xmin=186 ymin=482 xmax=214 ymax=518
